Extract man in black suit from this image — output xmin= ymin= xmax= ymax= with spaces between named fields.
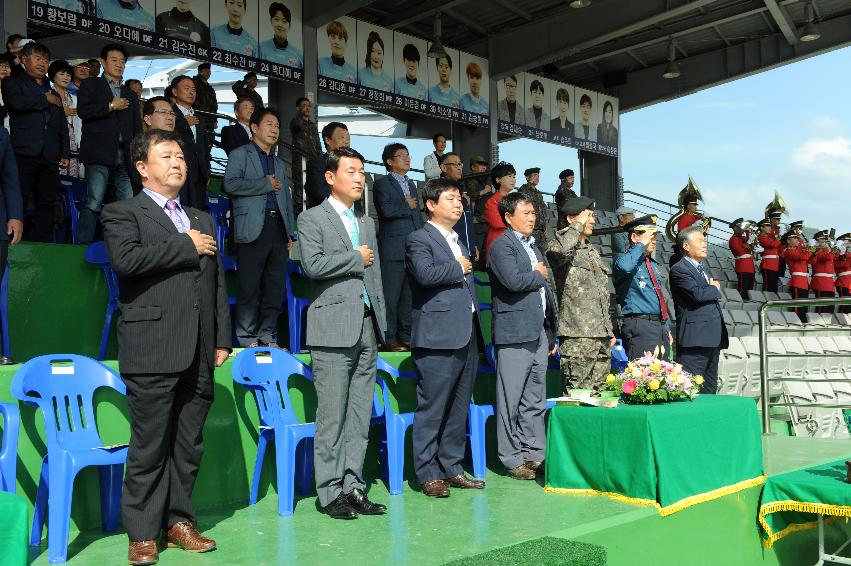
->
xmin=102 ymin=129 xmax=230 ymax=565
xmin=669 ymin=225 xmax=729 ymax=394
xmin=1 ymin=41 xmax=69 ymax=242
xmin=406 ymin=177 xmax=484 ymax=497
xmin=0 ymin=125 xmax=23 ymax=364
xmin=129 ymin=96 xmax=177 ymax=194
xmin=76 ymin=43 xmax=141 ymax=244
xmin=220 ymin=98 xmax=253 ymax=156
xmin=170 ymin=75 xmax=209 ymax=210
xmin=304 ymin=121 xmax=349 ymax=209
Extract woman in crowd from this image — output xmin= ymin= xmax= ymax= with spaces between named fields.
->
xmin=482 ymin=161 xmax=517 ymax=261
xmin=48 ymin=60 xmax=81 ymax=178
xmin=597 ymin=100 xmax=618 ymax=145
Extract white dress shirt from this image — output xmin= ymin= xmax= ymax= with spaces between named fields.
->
xmin=429 ymin=220 xmax=474 ymax=311
xmin=176 ymin=103 xmax=196 ymax=140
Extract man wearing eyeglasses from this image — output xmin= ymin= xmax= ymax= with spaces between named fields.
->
xmin=439 ymin=152 xmax=478 ymax=263
xmin=373 ymin=143 xmax=423 ymax=352
xmin=129 ymin=96 xmax=177 ymax=193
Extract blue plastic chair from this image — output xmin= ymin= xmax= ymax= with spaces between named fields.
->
xmin=85 ymin=242 xmax=119 ymax=361
xmin=11 ymin=355 xmax=128 ymax=564
xmin=232 ymin=348 xmax=316 ymax=516
xmin=468 ymin=347 xmax=497 ymax=481
xmin=0 ymin=402 xmax=20 ymax=493
xmin=473 ymin=273 xmax=492 ymax=312
xmin=1 ymin=264 xmax=10 ymax=358
xmin=375 ymin=356 xmax=418 ymax=495
xmin=206 ymin=193 xmax=231 ymax=252
xmin=60 ymin=177 xmax=87 ymax=245
xmin=284 ymin=260 xmax=310 ymax=353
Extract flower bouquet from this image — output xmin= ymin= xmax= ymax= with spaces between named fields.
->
xmin=603 ymin=352 xmax=702 ymax=405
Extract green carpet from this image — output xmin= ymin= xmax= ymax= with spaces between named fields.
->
xmin=443 ymin=537 xmax=606 ymax=566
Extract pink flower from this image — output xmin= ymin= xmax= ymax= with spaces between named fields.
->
xmin=622 ymin=379 xmax=637 ymax=394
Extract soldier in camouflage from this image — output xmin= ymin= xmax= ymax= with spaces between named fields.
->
xmin=546 ymin=196 xmax=616 ymax=393
xmin=289 ymin=97 xmax=322 ymax=213
xmin=517 ymin=167 xmax=548 ymax=255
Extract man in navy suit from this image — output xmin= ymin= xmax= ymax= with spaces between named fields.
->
xmin=220 ymin=98 xmax=253 ymax=156
xmin=1 ymin=41 xmax=69 ymax=242
xmin=669 ymin=225 xmax=729 ymax=394
xmin=488 ymin=192 xmax=557 ymax=480
xmin=406 ymin=177 xmax=484 ymax=498
xmin=0 ymin=126 xmax=23 ymax=364
xmin=374 ymin=142 xmax=423 ymax=351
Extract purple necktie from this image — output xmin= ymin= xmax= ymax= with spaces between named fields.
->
xmin=165 ymin=200 xmax=187 ymax=233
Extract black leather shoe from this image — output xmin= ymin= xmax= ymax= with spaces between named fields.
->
xmin=446 ymin=473 xmax=485 ymax=489
xmin=346 ymin=488 xmax=386 ymax=515
xmin=324 ymin=493 xmax=358 ymax=519
xmin=0 ymin=356 xmax=15 ymax=366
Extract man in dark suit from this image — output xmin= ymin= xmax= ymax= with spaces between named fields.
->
xmin=76 ymin=43 xmax=141 ymax=244
xmin=223 ymin=108 xmax=295 ymax=348
xmin=1 ymin=41 xmax=69 ymax=242
xmin=669 ymin=225 xmax=729 ymax=394
xmin=102 ymin=129 xmax=230 ymax=565
xmin=373 ymin=142 xmax=422 ymax=351
xmin=169 ymin=75 xmax=209 ymax=210
xmin=220 ymin=98 xmax=253 ymax=156
xmin=0 ymin=125 xmax=23 ymax=364
xmin=304 ymin=121 xmax=348 ymax=209
xmin=297 ymin=147 xmax=388 ymax=520
xmin=488 ymin=192 xmax=558 ymax=480
xmin=406 ymin=177 xmax=484 ymax=498
xmin=129 ymin=96 xmax=177 ymax=194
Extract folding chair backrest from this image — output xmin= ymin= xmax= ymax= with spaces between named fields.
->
xmin=231 ymin=348 xmax=312 ymax=428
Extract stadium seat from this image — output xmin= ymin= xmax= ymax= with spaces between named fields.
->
xmin=12 ymin=355 xmax=127 ymax=564
xmin=85 ymin=242 xmax=119 ymax=361
xmin=285 ymin=260 xmax=310 ymax=353
xmin=0 ymin=403 xmax=19 ymax=493
xmin=375 ymin=356 xmax=418 ymax=495
xmin=722 ymin=288 xmax=744 ymax=304
xmin=719 ymin=337 xmax=747 ymax=395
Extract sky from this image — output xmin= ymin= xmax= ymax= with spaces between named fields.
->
xmin=125 ymin=44 xmax=851 ymax=235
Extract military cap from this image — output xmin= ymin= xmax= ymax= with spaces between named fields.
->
xmin=524 ymin=167 xmax=540 ymax=177
xmin=769 ymin=210 xmax=783 ymax=219
xmin=559 ymin=168 xmax=575 ymax=180
xmin=623 ymin=215 xmax=658 ymax=233
xmin=728 ymin=217 xmax=744 ymax=229
xmin=469 ymin=155 xmax=487 ymax=166
xmin=560 ymin=196 xmax=595 ymax=217
xmin=813 ymin=229 xmax=830 ymax=240
xmin=838 ymin=232 xmax=851 ymax=241
xmin=757 ymin=218 xmax=771 ymax=227
xmin=615 ymin=206 xmax=634 ymax=217
xmin=789 ymin=220 xmax=804 ymax=230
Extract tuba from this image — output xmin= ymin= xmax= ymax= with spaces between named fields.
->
xmin=665 ymin=176 xmax=704 ymax=241
xmin=764 ymin=191 xmax=788 ymax=219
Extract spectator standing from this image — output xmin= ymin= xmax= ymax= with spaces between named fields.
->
xmin=305 ymin=121 xmax=349 ymax=209
xmin=48 ymin=60 xmax=82 ymax=178
xmin=76 ymin=43 xmax=141 ymax=244
xmin=439 ymin=152 xmax=477 ymax=263
xmin=423 ymin=132 xmax=446 ymax=180
xmin=611 ymin=206 xmax=635 ymax=256
xmin=0 ymin=120 xmax=23 ymax=364
xmin=129 ymin=96 xmax=177 ymax=193
xmin=289 ymin=96 xmax=321 ymax=213
xmin=193 ymin=63 xmax=218 ymax=139
xmin=2 ymin=41 xmax=70 ymax=242
xmin=517 ymin=167 xmax=548 ymax=254
xmin=68 ymin=60 xmax=89 ymax=96
xmin=231 ymin=72 xmax=263 ymax=111
xmin=482 ymin=161 xmax=516 ymax=261
xmin=87 ymin=58 xmax=101 ymax=78
xmin=464 ymin=155 xmax=494 ymax=267
xmin=554 ymin=168 xmax=577 ymax=230
xmin=0 ymin=57 xmax=12 ymax=130
xmin=220 ymin=98 xmax=253 ymax=155
xmin=170 ymin=75 xmax=209 ymax=209
xmin=3 ymin=35 xmax=24 ymax=77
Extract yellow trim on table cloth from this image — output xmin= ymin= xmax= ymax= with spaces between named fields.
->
xmin=759 ymin=500 xmax=851 ymax=548
xmin=545 ymin=475 xmax=766 ymax=517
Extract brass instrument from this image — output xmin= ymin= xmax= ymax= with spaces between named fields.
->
xmin=665 ymin=176 xmax=704 ymax=242
xmin=764 ymin=191 xmax=788 ymax=219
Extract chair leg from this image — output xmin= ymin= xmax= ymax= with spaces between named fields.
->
xmin=385 ymin=414 xmax=407 ymax=495
xmin=468 ymin=405 xmax=488 ymax=481
xmin=274 ymin=432 xmax=296 ymax=516
xmin=297 ymin=437 xmax=314 ymax=495
xmin=98 ymin=463 xmax=123 ymax=532
xmin=98 ymin=304 xmax=114 ymax=361
xmin=287 ymin=300 xmax=299 ymax=353
xmin=30 ymin=459 xmax=49 ymax=547
xmin=46 ymin=460 xmax=75 ymax=564
xmin=249 ymin=430 xmax=270 ymax=505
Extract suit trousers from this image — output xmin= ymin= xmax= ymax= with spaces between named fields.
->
xmin=675 ymin=346 xmax=720 ymax=395
xmin=236 ymin=215 xmax=289 ymax=346
xmin=379 ymin=258 xmax=412 ymax=344
xmin=15 ymin=154 xmax=59 ymax=243
xmin=411 ymin=334 xmax=478 ymax=483
xmin=495 ymin=329 xmax=547 ymax=470
xmin=621 ymin=317 xmax=670 ymax=361
xmin=736 ymin=272 xmax=755 ymax=300
xmin=121 ymin=337 xmax=213 ymax=541
xmin=311 ymin=314 xmax=378 ymax=507
xmin=761 ymin=268 xmax=780 ymax=293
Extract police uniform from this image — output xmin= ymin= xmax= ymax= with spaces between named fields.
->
xmin=612 ymin=216 xmax=670 ymax=360
xmin=546 ymin=196 xmax=614 ymax=392
xmin=728 ymin=218 xmax=755 ymax=299
xmin=809 ymin=230 xmax=837 ymax=314
xmin=518 ymin=167 xmax=547 ymax=255
xmin=781 ymin=228 xmax=811 ymax=320
xmin=757 ymin=219 xmax=782 ymax=292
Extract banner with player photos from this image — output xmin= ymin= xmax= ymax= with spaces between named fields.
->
xmin=28 ymin=0 xmax=305 ymax=84
xmin=316 ymin=16 xmax=489 ymax=128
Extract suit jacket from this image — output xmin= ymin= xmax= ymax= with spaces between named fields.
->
xmin=173 ymin=108 xmax=209 ymax=209
xmin=497 ymin=98 xmax=525 ymax=125
xmin=304 ymin=153 xmax=329 ymax=209
xmin=373 ymin=174 xmax=423 ymax=260
xmin=223 ymin=143 xmax=295 ymax=244
xmin=524 ymin=107 xmax=551 ymax=131
xmin=1 ymin=74 xmax=70 ymax=163
xmin=669 ymin=257 xmax=728 ymax=350
xmin=0 ymin=127 xmax=23 ymax=240
xmin=297 ymin=199 xmax=387 ymax=348
xmin=101 ymin=191 xmax=231 ymax=374
xmin=77 ymin=76 xmax=141 ymax=166
xmin=406 ymin=223 xmax=482 ymax=350
xmin=220 ymin=123 xmax=250 ymax=156
xmin=488 ymin=230 xmax=557 ymax=346
xmin=550 ymin=116 xmax=574 ymax=137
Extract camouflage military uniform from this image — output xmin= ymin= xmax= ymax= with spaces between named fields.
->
xmin=517 ymin=183 xmax=548 ymax=255
xmin=546 ymin=220 xmax=615 ymax=393
xmin=554 ymin=181 xmax=578 ymax=230
xmin=289 ymin=114 xmax=322 ymax=213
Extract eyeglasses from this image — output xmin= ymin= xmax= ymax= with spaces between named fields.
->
xmin=152 ymin=109 xmax=177 ymax=117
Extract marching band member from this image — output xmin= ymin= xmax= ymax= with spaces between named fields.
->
xmin=835 ymin=233 xmax=851 ymax=313
xmin=728 ymin=218 xmax=755 ymax=299
xmin=809 ymin=230 xmax=837 ymax=314
xmin=781 ymin=228 xmax=811 ymax=321
xmin=757 ymin=219 xmax=781 ymax=293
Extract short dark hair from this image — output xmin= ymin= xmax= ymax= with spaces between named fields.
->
xmin=504 ymin=75 xmax=518 ymax=85
xmin=197 ymin=62 xmax=211 ymax=72
xmin=5 ymin=34 xmax=22 ymax=50
xmin=529 ymin=80 xmax=544 ymax=94
xmin=125 ymin=78 xmax=142 ymax=88
xmin=580 ymin=94 xmax=592 ymax=107
xmin=269 ymin=2 xmax=291 ymax=20
xmin=143 ymin=96 xmax=172 ymax=117
xmin=130 ymin=129 xmax=184 ymax=166
xmin=324 ymin=146 xmax=364 ymax=174
xmin=233 ymin=98 xmax=254 ymax=112
xmin=556 ymin=88 xmax=569 ymax=103
xmin=432 ymin=132 xmax=446 ymax=144
xmin=435 ymin=54 xmax=452 ymax=69
xmin=244 ymin=72 xmax=257 ymax=81
xmin=402 ymin=43 xmax=420 ymax=62
xmin=169 ymin=75 xmax=193 ymax=91
xmin=421 ymin=177 xmax=461 ymax=214
xmin=321 ymin=121 xmax=348 ymax=149
xmin=47 ymin=59 xmax=73 ymax=82
xmin=100 ymin=43 xmax=127 ymax=61
xmin=364 ymin=32 xmax=385 ymax=68
xmin=87 ymin=58 xmax=99 ymax=65
xmin=295 ymin=97 xmax=309 ymax=107
xmin=490 ymin=161 xmax=516 ymax=186
xmin=497 ymin=192 xmax=533 ymax=227
xmin=381 ymin=143 xmax=407 ymax=171
xmin=249 ymin=107 xmax=280 ymax=127
xmin=21 ymin=42 xmax=50 ymax=59
xmin=438 ymin=151 xmax=459 ymax=166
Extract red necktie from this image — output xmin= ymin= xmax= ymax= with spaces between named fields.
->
xmin=645 ymin=256 xmax=669 ymax=321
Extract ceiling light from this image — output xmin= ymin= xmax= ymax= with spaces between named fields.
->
xmin=799 ymin=3 xmax=820 ymax=42
xmin=569 ymin=0 xmax=591 ymax=7
xmin=427 ymin=13 xmax=448 ymax=59
xmin=662 ymin=41 xmax=680 ymax=79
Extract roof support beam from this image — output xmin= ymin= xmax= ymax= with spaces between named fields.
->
xmin=762 ymin=0 xmax=798 ymax=45
xmin=304 ymin=0 xmax=377 ymax=27
xmin=491 ymin=0 xmax=533 ymax=22
xmin=387 ymin=0 xmax=472 ymax=30
xmin=445 ymin=9 xmax=488 ymax=36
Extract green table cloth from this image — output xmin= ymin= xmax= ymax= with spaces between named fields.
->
xmin=545 ymin=394 xmax=764 ymax=515
xmin=0 ymin=491 xmax=29 ymax=566
xmin=759 ymin=458 xmax=851 ymax=548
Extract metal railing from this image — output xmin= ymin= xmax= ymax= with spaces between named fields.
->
xmin=622 ymin=190 xmax=735 ymax=248
xmin=758 ymin=296 xmax=851 ymax=434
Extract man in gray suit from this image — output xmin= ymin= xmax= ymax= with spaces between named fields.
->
xmin=223 ymin=108 xmax=295 ymax=348
xmin=297 ymin=147 xmax=388 ymax=519
xmin=488 ymin=192 xmax=558 ymax=481
xmin=497 ymin=75 xmax=525 ymax=125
